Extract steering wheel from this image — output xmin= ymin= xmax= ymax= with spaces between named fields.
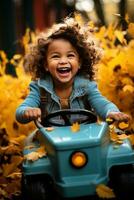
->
xmin=39 ymin=109 xmax=97 ymax=127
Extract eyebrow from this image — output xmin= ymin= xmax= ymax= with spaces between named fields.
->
xmin=49 ymin=50 xmax=76 ymax=55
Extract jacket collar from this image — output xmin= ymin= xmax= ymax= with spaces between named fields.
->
xmin=38 ymin=74 xmax=89 ymax=98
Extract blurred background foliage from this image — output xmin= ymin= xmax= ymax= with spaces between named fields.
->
xmin=1 ymin=0 xmax=134 ymax=74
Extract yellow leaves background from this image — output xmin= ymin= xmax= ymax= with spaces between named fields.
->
xmin=96 ymin=22 xmax=134 ymax=131
xmin=0 ymin=53 xmax=35 ymax=138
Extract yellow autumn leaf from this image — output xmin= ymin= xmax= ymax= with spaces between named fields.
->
xmin=2 ymin=156 xmax=23 ymax=177
xmin=7 ymin=172 xmax=22 ymax=179
xmin=0 ymin=50 xmax=8 ymax=62
xmin=10 ymin=135 xmax=27 ymax=146
xmin=11 ymin=155 xmax=23 ymax=164
xmin=106 ymin=118 xmax=114 ymax=124
xmin=125 ymin=14 xmax=129 ymax=23
xmin=128 ymin=134 xmax=134 ymax=146
xmin=123 ymin=84 xmax=134 ymax=93
xmin=109 ymin=126 xmax=118 ymax=142
xmin=116 ymin=139 xmax=123 ymax=144
xmin=96 ymin=184 xmax=116 ymax=199
xmin=128 ymin=22 xmax=134 ymax=37
xmin=88 ymin=20 xmax=95 ymax=29
xmin=10 ymin=58 xmax=17 ymax=65
xmin=45 ymin=127 xmax=54 ymax=131
xmin=13 ymin=54 xmax=22 ymax=60
xmin=0 ymin=187 xmax=8 ymax=198
xmin=106 ymin=24 xmax=115 ymax=41
xmin=31 ymin=31 xmax=36 ymax=43
xmin=24 ymin=151 xmax=39 ymax=161
xmin=24 ymin=144 xmax=36 ymax=150
xmin=121 ymin=77 xmax=133 ymax=85
xmin=118 ymin=121 xmax=130 ymax=130
xmin=71 ymin=122 xmax=80 ymax=132
xmin=114 ymin=30 xmax=126 ymax=44
xmin=74 ymin=12 xmax=84 ymax=26
xmin=1 ymin=144 xmax=21 ymax=155
xmin=117 ymin=133 xmax=128 ymax=140
xmin=36 ymin=146 xmax=47 ymax=158
xmin=24 ymin=146 xmax=47 ymax=161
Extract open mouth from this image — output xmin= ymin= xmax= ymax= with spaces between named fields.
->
xmin=57 ymin=67 xmax=71 ymax=74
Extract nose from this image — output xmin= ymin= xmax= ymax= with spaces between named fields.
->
xmin=59 ymin=56 xmax=68 ymax=64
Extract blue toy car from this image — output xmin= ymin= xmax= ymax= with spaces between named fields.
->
xmin=21 ymin=109 xmax=134 ymax=200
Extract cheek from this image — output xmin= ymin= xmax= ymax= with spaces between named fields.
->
xmin=72 ymin=65 xmax=80 ymax=74
xmin=45 ymin=62 xmax=57 ymax=72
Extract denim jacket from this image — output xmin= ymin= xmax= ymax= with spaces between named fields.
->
xmin=16 ymin=75 xmax=119 ymax=123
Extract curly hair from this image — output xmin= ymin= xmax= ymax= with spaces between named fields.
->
xmin=23 ymin=17 xmax=102 ymax=80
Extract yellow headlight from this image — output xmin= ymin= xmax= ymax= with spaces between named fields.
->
xmin=71 ymin=152 xmax=87 ymax=168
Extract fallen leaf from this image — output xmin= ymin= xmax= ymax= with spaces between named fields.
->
xmin=37 ymin=146 xmax=47 ymax=158
xmin=45 ymin=127 xmax=54 ymax=131
xmin=10 ymin=135 xmax=26 ymax=146
xmin=24 ymin=151 xmax=39 ymax=161
xmin=1 ymin=144 xmax=21 ymax=155
xmin=24 ymin=146 xmax=47 ymax=161
xmin=24 ymin=144 xmax=36 ymax=150
xmin=114 ymin=30 xmax=126 ymax=44
xmin=118 ymin=121 xmax=130 ymax=130
xmin=128 ymin=134 xmax=134 ymax=147
xmin=71 ymin=122 xmax=80 ymax=132
xmin=117 ymin=133 xmax=128 ymax=140
xmin=2 ymin=156 xmax=23 ymax=177
xmin=106 ymin=118 xmax=114 ymax=125
xmin=96 ymin=184 xmax=116 ymax=198
xmin=123 ymin=84 xmax=134 ymax=93
xmin=7 ymin=172 xmax=22 ymax=179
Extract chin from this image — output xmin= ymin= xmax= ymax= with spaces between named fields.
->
xmin=57 ymin=76 xmax=73 ymax=84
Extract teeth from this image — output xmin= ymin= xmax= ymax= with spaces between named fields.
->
xmin=57 ymin=67 xmax=71 ymax=73
xmin=58 ymin=67 xmax=70 ymax=69
xmin=60 ymin=68 xmax=68 ymax=71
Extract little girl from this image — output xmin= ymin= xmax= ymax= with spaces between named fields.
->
xmin=16 ymin=17 xmax=130 ymax=124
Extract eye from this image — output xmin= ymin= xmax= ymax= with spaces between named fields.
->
xmin=68 ymin=53 xmax=75 ymax=58
xmin=51 ymin=55 xmax=59 ymax=59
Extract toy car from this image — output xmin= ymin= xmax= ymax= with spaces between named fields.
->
xmin=21 ymin=109 xmax=134 ymax=200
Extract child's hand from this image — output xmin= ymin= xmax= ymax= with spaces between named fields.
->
xmin=107 ymin=112 xmax=131 ymax=122
xmin=23 ymin=107 xmax=41 ymax=122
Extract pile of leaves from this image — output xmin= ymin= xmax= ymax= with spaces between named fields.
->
xmin=0 ymin=128 xmax=25 ymax=200
xmin=0 ymin=45 xmax=35 ymax=199
xmin=95 ymin=16 xmax=134 ymax=131
xmin=0 ymin=16 xmax=134 ymax=199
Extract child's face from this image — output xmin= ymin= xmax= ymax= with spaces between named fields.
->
xmin=45 ymin=38 xmax=80 ymax=86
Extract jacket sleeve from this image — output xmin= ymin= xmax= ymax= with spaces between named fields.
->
xmin=87 ymin=81 xmax=120 ymax=120
xmin=15 ymin=81 xmax=40 ymax=124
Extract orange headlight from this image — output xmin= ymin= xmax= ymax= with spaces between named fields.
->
xmin=70 ymin=151 xmax=87 ymax=168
